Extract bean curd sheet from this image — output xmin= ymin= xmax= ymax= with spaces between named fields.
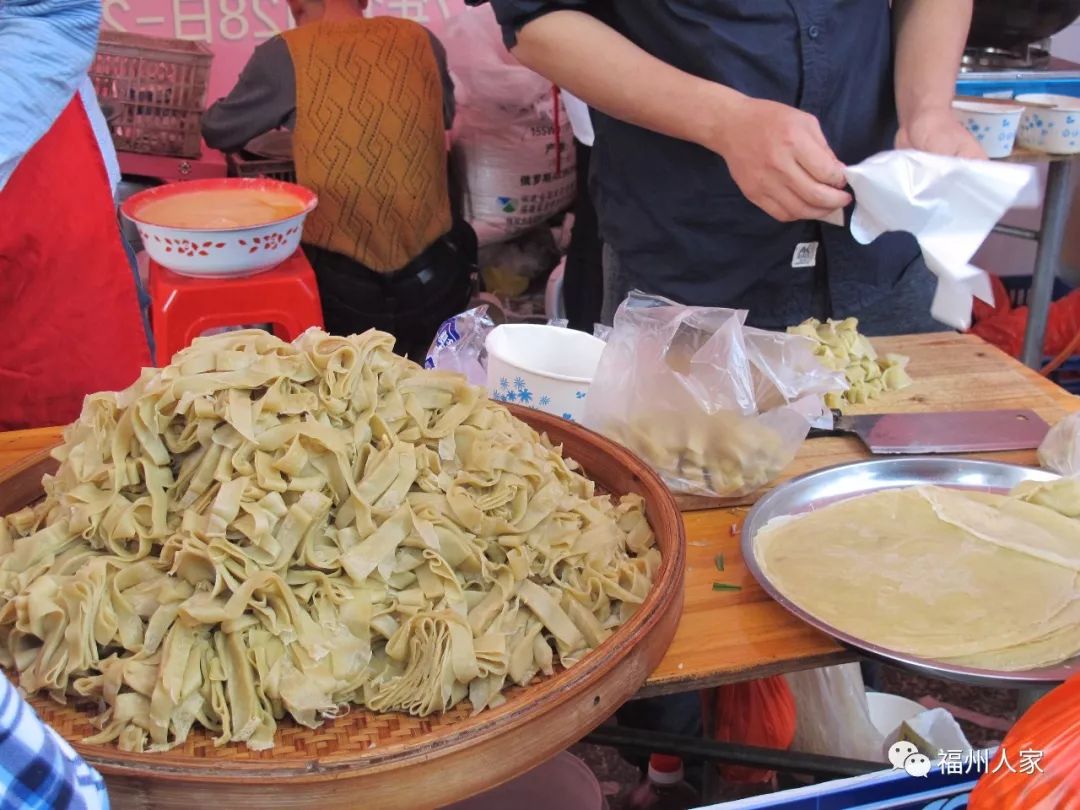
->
xmin=0 ymin=329 xmax=657 ymax=752
xmin=753 ymin=480 xmax=1080 ymax=671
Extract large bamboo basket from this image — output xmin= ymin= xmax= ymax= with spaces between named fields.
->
xmin=0 ymin=405 xmax=685 ymax=810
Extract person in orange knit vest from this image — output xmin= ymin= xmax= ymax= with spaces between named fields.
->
xmin=202 ymin=0 xmax=476 ymax=361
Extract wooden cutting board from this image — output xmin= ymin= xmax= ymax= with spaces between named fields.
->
xmin=673 ymin=332 xmax=1075 ymax=512
xmin=642 ymin=332 xmax=1080 ymax=696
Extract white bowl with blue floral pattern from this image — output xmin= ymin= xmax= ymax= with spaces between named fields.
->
xmin=951 ymin=100 xmax=1022 ymax=159
xmin=1016 ymin=93 xmax=1080 ymax=155
xmin=485 ymin=324 xmax=606 ymax=423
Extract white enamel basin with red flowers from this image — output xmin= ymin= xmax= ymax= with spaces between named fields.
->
xmin=121 ymin=178 xmax=318 ymax=277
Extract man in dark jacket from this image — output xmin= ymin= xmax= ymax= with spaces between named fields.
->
xmin=481 ymin=1 xmax=983 ymax=334
xmin=471 ymin=0 xmax=981 ymax=756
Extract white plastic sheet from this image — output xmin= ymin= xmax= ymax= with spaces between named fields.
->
xmin=785 ymin=664 xmax=886 ymax=763
xmin=884 ymin=707 xmax=973 ymax=762
xmin=827 ymin=150 xmax=1040 ymax=331
xmin=560 ymin=90 xmax=594 ymax=147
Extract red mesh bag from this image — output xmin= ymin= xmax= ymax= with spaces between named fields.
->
xmin=706 ymin=676 xmax=797 ymax=784
xmin=970 ymin=290 xmax=1080 ymax=360
xmin=1042 ymin=290 xmax=1080 ymax=356
xmin=970 ymin=307 xmax=1028 ymax=358
xmin=973 ymin=274 xmax=1012 ymax=324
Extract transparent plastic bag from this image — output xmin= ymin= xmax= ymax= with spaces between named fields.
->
xmin=1037 ymin=412 xmax=1080 ymax=476
xmin=582 ymin=292 xmax=844 ymax=498
xmin=424 ymin=306 xmax=496 ymax=387
xmin=784 ymin=664 xmax=886 ymax=763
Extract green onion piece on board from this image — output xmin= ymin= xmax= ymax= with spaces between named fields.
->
xmin=712 ymin=582 xmax=741 ymax=592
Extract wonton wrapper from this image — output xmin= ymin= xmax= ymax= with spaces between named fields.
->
xmin=787 ymin=317 xmax=912 ymax=410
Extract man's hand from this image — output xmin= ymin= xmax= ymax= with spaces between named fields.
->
xmin=893 ymin=0 xmax=980 ymax=158
xmin=896 ymin=107 xmax=987 ymax=158
xmin=708 ymin=95 xmax=853 ymax=223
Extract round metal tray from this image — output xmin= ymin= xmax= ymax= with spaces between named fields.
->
xmin=741 ymin=456 xmax=1078 ymax=688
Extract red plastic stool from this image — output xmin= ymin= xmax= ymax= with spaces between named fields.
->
xmin=149 ymin=250 xmax=323 ymax=366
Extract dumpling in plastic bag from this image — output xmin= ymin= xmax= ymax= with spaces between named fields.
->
xmin=1037 ymin=412 xmax=1080 ymax=476
xmin=583 ymin=291 xmax=845 ymax=498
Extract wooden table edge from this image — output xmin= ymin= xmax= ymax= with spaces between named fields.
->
xmin=2 ymin=332 xmax=1077 ymax=696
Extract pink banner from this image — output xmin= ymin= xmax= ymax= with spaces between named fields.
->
xmin=102 ymin=0 xmax=469 ymax=106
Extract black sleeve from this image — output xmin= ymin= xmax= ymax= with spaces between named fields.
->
xmin=424 ymin=30 xmax=455 ymax=130
xmin=472 ymin=0 xmax=605 ymax=49
xmin=201 ymin=37 xmax=296 ymax=153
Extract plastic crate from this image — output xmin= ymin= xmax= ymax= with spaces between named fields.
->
xmin=90 ymin=31 xmax=213 ymax=159
xmin=226 ymin=153 xmax=298 ymax=183
xmin=999 ymin=274 xmax=1080 ymax=395
xmin=999 ymin=274 xmax=1073 ymax=309
xmin=715 ymin=763 xmax=979 ymax=810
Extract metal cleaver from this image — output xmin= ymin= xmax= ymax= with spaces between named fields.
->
xmin=807 ymin=408 xmax=1051 ymax=455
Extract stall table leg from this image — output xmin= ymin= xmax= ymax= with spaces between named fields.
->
xmin=1016 ymin=685 xmax=1053 ymax=716
xmin=1021 ymin=160 xmax=1075 ymax=369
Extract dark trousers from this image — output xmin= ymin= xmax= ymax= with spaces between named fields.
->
xmin=303 ymin=220 xmax=477 ymax=363
xmin=564 ymin=141 xmax=604 ymax=333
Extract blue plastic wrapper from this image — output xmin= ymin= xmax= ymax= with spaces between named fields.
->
xmin=710 ymin=764 xmax=977 ymax=810
xmin=424 ymin=306 xmax=495 ymax=387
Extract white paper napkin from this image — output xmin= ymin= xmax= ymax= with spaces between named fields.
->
xmin=825 ymin=150 xmax=1040 ymax=330
xmin=560 ymin=90 xmax=594 ymax=146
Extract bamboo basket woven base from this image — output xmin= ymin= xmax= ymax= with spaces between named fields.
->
xmin=29 ymin=688 xmax=492 ymax=763
xmin=1 ymin=406 xmax=686 ymax=810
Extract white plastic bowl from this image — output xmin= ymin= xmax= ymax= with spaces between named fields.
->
xmin=951 ymin=100 xmax=1023 ymax=158
xmin=121 ymin=178 xmax=318 ymax=277
xmin=1016 ymin=93 xmax=1080 ymax=154
xmin=485 ymin=324 xmax=606 ymax=422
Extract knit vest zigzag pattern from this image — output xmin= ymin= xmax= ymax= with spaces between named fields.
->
xmin=284 ymin=19 xmax=449 ymax=272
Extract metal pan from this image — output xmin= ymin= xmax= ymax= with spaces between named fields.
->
xmin=968 ymin=0 xmax=1080 ymax=51
xmin=741 ymin=457 xmax=1080 ymax=688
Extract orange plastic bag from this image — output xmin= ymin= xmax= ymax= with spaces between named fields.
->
xmin=969 ymin=674 xmax=1080 ymax=809
xmin=705 ymin=676 xmax=797 ymax=784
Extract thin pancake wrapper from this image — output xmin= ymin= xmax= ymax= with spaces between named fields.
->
xmin=754 ymin=485 xmax=1080 ymax=670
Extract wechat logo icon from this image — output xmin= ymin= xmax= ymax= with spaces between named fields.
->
xmin=889 ymin=741 xmax=932 ymax=778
